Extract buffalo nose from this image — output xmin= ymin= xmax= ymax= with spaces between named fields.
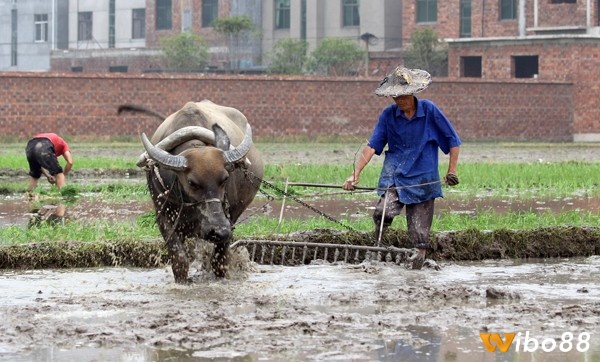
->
xmin=205 ymin=226 xmax=231 ymax=242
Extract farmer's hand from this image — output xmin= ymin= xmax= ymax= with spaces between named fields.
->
xmin=46 ymin=175 xmax=56 ymax=185
xmin=343 ymin=175 xmax=359 ymax=191
xmin=445 ymin=173 xmax=459 ymax=186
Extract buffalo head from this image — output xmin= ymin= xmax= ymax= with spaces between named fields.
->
xmin=141 ymin=123 xmax=252 ymax=243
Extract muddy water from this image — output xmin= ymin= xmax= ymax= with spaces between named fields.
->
xmin=2 ymin=172 xmax=600 ymax=361
xmin=0 ymin=256 xmax=599 ymax=361
xmin=1 ymin=188 xmax=599 ymax=228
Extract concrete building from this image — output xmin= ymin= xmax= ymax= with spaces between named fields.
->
xmin=0 ymin=0 xmax=68 ymax=71
xmin=261 ymin=0 xmax=402 ymax=53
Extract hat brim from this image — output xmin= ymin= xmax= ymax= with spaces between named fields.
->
xmin=374 ymin=68 xmax=432 ymax=97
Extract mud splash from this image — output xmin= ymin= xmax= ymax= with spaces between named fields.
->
xmin=1 ymin=257 xmax=599 ymax=361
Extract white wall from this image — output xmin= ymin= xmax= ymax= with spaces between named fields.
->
xmin=68 ymin=0 xmax=145 ymax=49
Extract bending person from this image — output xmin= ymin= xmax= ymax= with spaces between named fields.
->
xmin=26 ymin=133 xmax=73 ymax=191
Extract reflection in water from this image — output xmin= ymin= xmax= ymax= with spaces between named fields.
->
xmin=0 ymin=190 xmax=599 ymax=228
xmin=377 ymin=326 xmax=441 ymax=361
xmin=28 ymin=204 xmax=66 ymax=227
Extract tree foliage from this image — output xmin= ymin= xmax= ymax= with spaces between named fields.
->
xmin=403 ymin=28 xmax=448 ymax=76
xmin=159 ymin=33 xmax=209 ymax=72
xmin=212 ymin=15 xmax=255 ymax=35
xmin=212 ymin=15 xmax=257 ymax=72
xmin=266 ymin=39 xmax=308 ymax=75
xmin=305 ymin=38 xmax=366 ymax=76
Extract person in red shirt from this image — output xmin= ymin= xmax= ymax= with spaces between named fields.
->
xmin=25 ymin=133 xmax=74 ymax=191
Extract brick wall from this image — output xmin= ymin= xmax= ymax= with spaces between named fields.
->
xmin=145 ymin=0 xmax=231 ymax=48
xmin=448 ymin=37 xmax=600 ymax=139
xmin=0 ymin=72 xmax=575 ymax=142
xmin=536 ymin=1 xmax=589 ymax=28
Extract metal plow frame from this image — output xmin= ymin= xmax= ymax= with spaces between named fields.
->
xmin=230 ymin=178 xmax=429 ymax=267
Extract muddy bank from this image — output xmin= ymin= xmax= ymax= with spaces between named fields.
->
xmin=2 ymin=226 xmax=599 ymax=270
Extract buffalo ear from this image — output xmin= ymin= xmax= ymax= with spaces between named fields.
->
xmin=212 ymin=124 xmax=230 ymax=151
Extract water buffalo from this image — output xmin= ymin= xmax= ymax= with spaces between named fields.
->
xmin=119 ymin=100 xmax=264 ymax=282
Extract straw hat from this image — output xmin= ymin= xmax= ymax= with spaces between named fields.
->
xmin=374 ymin=66 xmax=432 ymax=97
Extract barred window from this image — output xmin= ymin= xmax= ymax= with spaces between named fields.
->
xmin=460 ymin=0 xmax=471 ymax=37
xmin=132 ymin=9 xmax=145 ymax=39
xmin=275 ymin=0 xmax=290 ymax=29
xmin=416 ymin=0 xmax=437 ymax=23
xmin=78 ymin=12 xmax=92 ymax=41
xmin=202 ymin=0 xmax=219 ymax=27
xmin=156 ymin=0 xmax=172 ymax=30
xmin=34 ymin=14 xmax=48 ymax=42
xmin=500 ymin=0 xmax=517 ymax=20
xmin=343 ymin=0 xmax=360 ymax=27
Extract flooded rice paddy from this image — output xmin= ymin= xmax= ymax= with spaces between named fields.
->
xmin=1 ymin=144 xmax=600 ymax=361
xmin=1 ymin=175 xmax=599 ymax=229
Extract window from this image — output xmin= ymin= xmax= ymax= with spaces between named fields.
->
xmin=78 ymin=12 xmax=92 ymax=41
xmin=513 ymin=55 xmax=538 ymax=78
xmin=156 ymin=0 xmax=172 ymax=30
xmin=11 ymin=9 xmax=17 ymax=66
xmin=461 ymin=56 xmax=482 ymax=77
xmin=275 ymin=0 xmax=290 ymax=29
xmin=109 ymin=0 xmax=115 ymax=48
xmin=459 ymin=0 xmax=471 ymax=38
xmin=500 ymin=0 xmax=516 ymax=20
xmin=132 ymin=9 xmax=145 ymax=39
xmin=34 ymin=14 xmax=48 ymax=42
xmin=416 ymin=0 xmax=437 ymax=23
xmin=343 ymin=0 xmax=360 ymax=27
xmin=202 ymin=0 xmax=219 ymax=27
xmin=301 ymin=0 xmax=307 ymax=39
xmin=183 ymin=8 xmax=192 ymax=32
xmin=109 ymin=65 xmax=128 ymax=72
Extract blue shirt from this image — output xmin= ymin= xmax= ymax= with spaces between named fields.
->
xmin=368 ymin=97 xmax=462 ymax=204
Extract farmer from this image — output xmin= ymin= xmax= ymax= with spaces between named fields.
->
xmin=342 ymin=66 xmax=461 ymax=269
xmin=26 ymin=133 xmax=73 ymax=191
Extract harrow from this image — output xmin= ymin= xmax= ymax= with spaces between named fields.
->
xmin=231 ymin=238 xmax=416 ymax=266
xmin=230 ymin=179 xmax=440 ymax=267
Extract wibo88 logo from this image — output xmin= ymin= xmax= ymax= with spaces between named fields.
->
xmin=480 ymin=332 xmax=591 ymax=353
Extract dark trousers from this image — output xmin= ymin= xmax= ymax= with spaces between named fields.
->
xmin=26 ymin=138 xmax=62 ymax=178
xmin=373 ymin=189 xmax=435 ymax=249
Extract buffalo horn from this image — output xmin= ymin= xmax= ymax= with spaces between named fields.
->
xmin=154 ymin=126 xmax=217 ymax=151
xmin=141 ymin=133 xmax=188 ymax=171
xmin=223 ymin=124 xmax=253 ymax=164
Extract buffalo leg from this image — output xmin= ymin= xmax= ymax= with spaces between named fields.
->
xmin=161 ymin=229 xmax=190 ymax=283
xmin=211 ymin=242 xmax=230 ymax=277
xmin=168 ymin=244 xmax=190 ymax=283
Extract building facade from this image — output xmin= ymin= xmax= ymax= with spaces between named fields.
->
xmin=0 ymin=0 xmax=68 ymax=71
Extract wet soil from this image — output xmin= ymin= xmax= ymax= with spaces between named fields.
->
xmin=1 ymin=257 xmax=600 ymax=361
xmin=1 ymin=143 xmax=599 ymax=361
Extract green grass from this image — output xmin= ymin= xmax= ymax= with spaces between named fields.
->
xmin=3 ymin=161 xmax=598 ymax=198
xmin=264 ymin=162 xmax=600 ymax=198
xmin=2 ymin=208 xmax=598 ymax=245
xmin=1 ymin=141 xmax=599 ymax=245
xmin=0 ymin=220 xmax=159 ymax=245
